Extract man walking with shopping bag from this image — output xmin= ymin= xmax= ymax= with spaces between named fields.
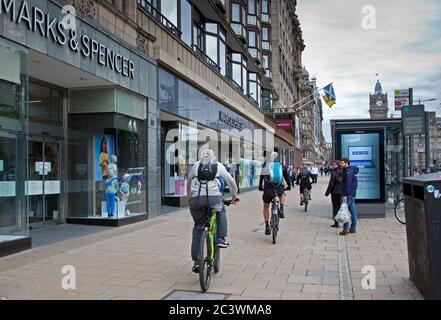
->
xmin=339 ymin=157 xmax=359 ymax=236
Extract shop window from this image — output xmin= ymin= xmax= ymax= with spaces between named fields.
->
xmin=0 ymin=39 xmax=28 ymax=240
xmin=29 ymin=81 xmax=63 ymax=126
xmin=68 ymin=110 xmax=147 ymax=220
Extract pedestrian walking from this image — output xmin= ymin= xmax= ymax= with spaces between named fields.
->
xmin=340 ymin=157 xmax=359 ymax=236
xmin=325 ymin=160 xmax=343 ymax=228
xmin=320 ymin=166 xmax=324 ymax=177
xmin=311 ymin=166 xmax=319 ymax=184
xmin=288 ymin=165 xmax=295 ymax=188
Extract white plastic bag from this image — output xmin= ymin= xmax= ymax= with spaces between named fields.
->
xmin=335 ymin=199 xmax=351 ymax=224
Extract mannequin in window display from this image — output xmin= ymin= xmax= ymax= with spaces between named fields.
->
xmin=104 ymin=156 xmax=119 ymax=218
xmin=118 ymin=173 xmax=131 ymax=216
xmin=99 ymin=137 xmax=109 ymax=179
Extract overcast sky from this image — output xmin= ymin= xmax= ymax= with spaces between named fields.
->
xmin=297 ymin=0 xmax=441 ymax=142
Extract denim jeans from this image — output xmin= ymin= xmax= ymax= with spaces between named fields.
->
xmin=343 ymin=196 xmax=357 ymax=231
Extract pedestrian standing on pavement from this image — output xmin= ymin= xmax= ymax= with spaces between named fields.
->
xmin=288 ymin=165 xmax=295 ymax=188
xmin=311 ymin=166 xmax=319 ymax=184
xmin=325 ymin=160 xmax=343 ymax=228
xmin=340 ymin=157 xmax=359 ymax=236
xmin=320 ymin=166 xmax=324 ymax=177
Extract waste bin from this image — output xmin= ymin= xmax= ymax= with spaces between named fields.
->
xmin=403 ymin=173 xmax=441 ymax=300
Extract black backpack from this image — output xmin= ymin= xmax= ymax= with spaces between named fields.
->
xmin=197 ymin=157 xmax=218 ymax=181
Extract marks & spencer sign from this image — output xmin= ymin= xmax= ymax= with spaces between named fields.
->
xmin=0 ymin=0 xmax=135 ymax=79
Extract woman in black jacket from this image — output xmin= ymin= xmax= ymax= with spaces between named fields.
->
xmin=325 ymin=160 xmax=343 ymax=228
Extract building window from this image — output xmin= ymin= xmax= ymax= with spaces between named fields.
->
xmin=180 ymin=0 xmax=192 ymax=46
xmin=248 ymin=0 xmax=257 ymax=15
xmin=205 ymin=23 xmax=219 ymax=64
xmin=193 ymin=23 xmax=204 ymax=50
xmin=262 ymin=0 xmax=269 ymax=14
xmin=248 ymin=72 xmax=261 ymax=106
xmin=160 ymin=0 xmax=178 ymax=27
xmin=232 ymin=2 xmax=241 ymax=22
xmin=229 ymin=52 xmax=247 ymax=93
xmin=202 ymin=22 xmax=227 ymax=75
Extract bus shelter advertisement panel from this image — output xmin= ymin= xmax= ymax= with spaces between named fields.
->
xmin=340 ymin=133 xmax=381 ymax=200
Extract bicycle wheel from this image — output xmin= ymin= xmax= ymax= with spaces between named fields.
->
xmin=198 ymin=229 xmax=212 ymax=292
xmin=394 ymin=199 xmax=406 ymax=225
xmin=214 ymin=229 xmax=220 ymax=273
xmin=304 ymin=191 xmax=309 ymax=212
xmin=271 ymin=205 xmax=278 ymax=244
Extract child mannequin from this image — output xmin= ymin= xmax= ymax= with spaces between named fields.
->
xmin=105 ymin=156 xmax=119 ymax=217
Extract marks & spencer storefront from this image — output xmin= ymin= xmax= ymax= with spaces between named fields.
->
xmin=0 ymin=0 xmax=158 ymax=257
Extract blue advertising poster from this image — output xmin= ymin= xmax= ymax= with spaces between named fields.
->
xmin=340 ymin=133 xmax=381 ymax=201
xmin=95 ymin=134 xmax=116 ymax=181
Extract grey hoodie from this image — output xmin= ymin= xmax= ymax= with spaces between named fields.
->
xmin=187 ymin=160 xmax=238 ymax=199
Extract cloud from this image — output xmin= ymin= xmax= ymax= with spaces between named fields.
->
xmin=297 ymin=0 xmax=441 ymax=141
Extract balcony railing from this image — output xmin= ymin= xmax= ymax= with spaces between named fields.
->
xmin=231 ymin=23 xmax=247 ymax=43
xmin=138 ymin=0 xmax=182 ymax=37
xmin=192 ymin=45 xmax=221 ymax=73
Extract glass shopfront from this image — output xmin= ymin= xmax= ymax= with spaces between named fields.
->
xmin=158 ymin=67 xmax=266 ymax=205
xmin=0 ymin=38 xmax=29 ymax=243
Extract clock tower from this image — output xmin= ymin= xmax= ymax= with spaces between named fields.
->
xmin=369 ymin=80 xmax=388 ymax=119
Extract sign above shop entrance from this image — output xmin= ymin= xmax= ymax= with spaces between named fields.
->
xmin=219 ymin=111 xmax=244 ymax=130
xmin=0 ymin=0 xmax=135 ymax=79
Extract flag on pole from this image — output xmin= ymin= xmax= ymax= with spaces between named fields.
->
xmin=322 ymin=83 xmax=336 ymax=108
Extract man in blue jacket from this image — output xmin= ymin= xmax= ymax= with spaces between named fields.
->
xmin=340 ymin=157 xmax=359 ymax=235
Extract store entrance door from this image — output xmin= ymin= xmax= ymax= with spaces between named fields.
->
xmin=28 ymin=138 xmax=61 ymax=228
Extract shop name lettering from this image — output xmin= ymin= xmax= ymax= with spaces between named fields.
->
xmin=0 ymin=0 xmax=135 ymax=79
xmin=219 ymin=111 xmax=244 ymax=130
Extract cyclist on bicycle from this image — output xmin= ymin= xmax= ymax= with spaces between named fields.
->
xmin=258 ymin=152 xmax=291 ymax=236
xmin=296 ymin=165 xmax=313 ymax=206
xmin=187 ymin=149 xmax=240 ymax=273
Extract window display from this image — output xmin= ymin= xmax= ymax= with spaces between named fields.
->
xmin=68 ymin=112 xmax=147 ymax=221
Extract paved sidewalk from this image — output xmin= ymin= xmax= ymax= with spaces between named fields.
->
xmin=0 ymin=178 xmax=423 ymax=300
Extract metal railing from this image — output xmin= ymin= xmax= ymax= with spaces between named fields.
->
xmin=192 ymin=45 xmax=221 ymax=73
xmin=137 ymin=0 xmax=182 ymax=37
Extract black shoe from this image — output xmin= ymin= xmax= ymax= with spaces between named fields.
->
xmin=339 ymin=230 xmax=348 ymax=236
xmin=192 ymin=262 xmax=199 ymax=273
xmin=279 ymin=208 xmax=285 ymax=219
xmin=265 ymin=224 xmax=271 ymax=235
xmin=331 ymin=222 xmax=339 ymax=228
xmin=349 ymin=228 xmax=357 ymax=234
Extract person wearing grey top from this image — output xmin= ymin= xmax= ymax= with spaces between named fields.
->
xmin=187 ymin=149 xmax=240 ymax=273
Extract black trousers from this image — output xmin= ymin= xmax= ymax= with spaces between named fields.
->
xmin=331 ymin=194 xmax=342 ymax=219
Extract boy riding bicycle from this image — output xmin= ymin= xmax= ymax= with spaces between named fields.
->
xmin=187 ymin=149 xmax=239 ymax=273
xmin=258 ymin=152 xmax=291 ymax=235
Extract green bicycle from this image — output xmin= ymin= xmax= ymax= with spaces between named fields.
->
xmin=198 ymin=200 xmax=233 ymax=292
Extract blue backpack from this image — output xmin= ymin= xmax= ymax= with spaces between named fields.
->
xmin=268 ymin=162 xmax=283 ymax=184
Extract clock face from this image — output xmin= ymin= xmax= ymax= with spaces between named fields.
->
xmin=376 ymin=100 xmax=383 ymax=107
